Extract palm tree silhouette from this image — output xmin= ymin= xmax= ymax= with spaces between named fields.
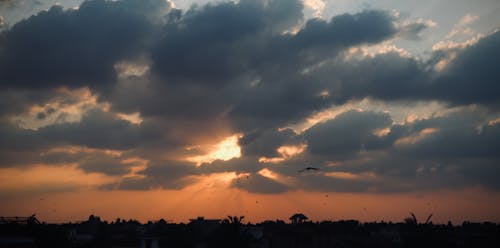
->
xmin=225 ymin=216 xmax=245 ymax=225
xmin=404 ymin=212 xmax=433 ymax=225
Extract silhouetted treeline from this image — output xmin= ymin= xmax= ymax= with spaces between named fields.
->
xmin=1 ymin=215 xmax=500 ymax=248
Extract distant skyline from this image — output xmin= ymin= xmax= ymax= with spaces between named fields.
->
xmin=1 ymin=0 xmax=500 ymax=223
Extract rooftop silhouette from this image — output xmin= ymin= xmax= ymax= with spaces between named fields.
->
xmin=1 ymin=213 xmax=499 ymax=248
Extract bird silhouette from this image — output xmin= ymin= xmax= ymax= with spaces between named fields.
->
xmin=298 ymin=167 xmax=320 ymax=173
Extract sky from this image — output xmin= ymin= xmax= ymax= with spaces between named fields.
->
xmin=1 ymin=0 xmax=500 ymax=224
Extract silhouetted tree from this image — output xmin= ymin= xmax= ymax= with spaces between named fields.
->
xmin=226 ymin=215 xmax=245 ymax=225
xmin=404 ymin=212 xmax=418 ymax=225
xmin=404 ymin=212 xmax=433 ymax=225
xmin=289 ymin=213 xmax=308 ymax=224
xmin=402 ymin=212 xmax=435 ymax=248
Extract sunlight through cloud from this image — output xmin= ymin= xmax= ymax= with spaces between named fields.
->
xmin=259 ymin=144 xmax=307 ymax=164
xmin=187 ymin=134 xmax=242 ymax=166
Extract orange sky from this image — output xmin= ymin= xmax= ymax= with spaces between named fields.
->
xmin=1 ymin=122 xmax=499 ymax=225
xmin=2 ymin=176 xmax=499 ymax=224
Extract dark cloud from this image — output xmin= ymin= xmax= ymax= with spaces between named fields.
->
xmin=33 ymin=147 xmax=136 ymax=175
xmin=294 ymin=10 xmax=398 ymax=48
xmin=104 ymin=161 xmax=198 ymax=190
xmin=394 ymin=107 xmax=500 ymax=159
xmin=0 ymin=89 xmax=58 ymax=117
xmin=212 ymin=107 xmax=500 ymax=193
xmin=1 ymin=0 xmax=500 ymax=194
xmin=434 ymin=31 xmax=500 ymax=106
xmin=0 ymin=0 xmax=166 ymax=90
xmin=231 ymin=173 xmax=289 ymax=194
xmin=0 ymin=0 xmax=405 ymax=133
xmin=36 ymin=111 xmax=46 ymax=120
xmin=335 ymin=52 xmax=429 ymax=102
xmin=297 ymin=173 xmax=377 ymax=193
xmin=151 ymin=0 xmax=303 ymax=83
xmin=299 ymin=30 xmax=500 ymax=110
xmin=225 ymin=10 xmax=400 ymax=131
xmin=305 ymin=110 xmax=393 ymax=157
xmin=0 ymin=150 xmax=48 ymax=167
xmin=109 ymin=3 xmax=401 ymax=132
xmin=71 ymin=154 xmax=131 ymax=175
xmin=0 ymin=122 xmax=45 ymax=151
xmin=239 ymin=128 xmax=301 ymax=157
xmin=0 ymin=109 xmax=148 ymax=154
xmin=293 ymin=107 xmax=500 ymax=192
xmin=38 ymin=109 xmax=145 ymax=150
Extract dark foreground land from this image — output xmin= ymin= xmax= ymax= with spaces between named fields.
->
xmin=1 ymin=214 xmax=499 ymax=248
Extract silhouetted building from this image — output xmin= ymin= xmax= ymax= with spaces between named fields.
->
xmin=2 ymin=214 xmax=500 ymax=247
xmin=0 ymin=215 xmax=39 ymax=247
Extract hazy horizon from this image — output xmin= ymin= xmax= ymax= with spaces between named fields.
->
xmin=3 ymin=188 xmax=500 ymax=225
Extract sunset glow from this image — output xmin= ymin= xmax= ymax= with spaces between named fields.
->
xmin=187 ymin=135 xmax=242 ymax=166
xmin=1 ymin=0 xmax=500 ymax=225
xmin=259 ymin=144 xmax=307 ymax=164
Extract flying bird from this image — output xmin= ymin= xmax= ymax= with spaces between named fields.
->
xmin=298 ymin=167 xmax=320 ymax=173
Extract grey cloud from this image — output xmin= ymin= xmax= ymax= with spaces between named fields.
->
xmin=311 ymin=51 xmax=431 ymax=103
xmin=305 ymin=30 xmax=500 ymax=109
xmin=73 ymin=154 xmax=130 ymax=175
xmin=294 ymin=10 xmax=398 ymax=49
xmin=38 ymin=149 xmax=136 ymax=175
xmin=0 ymin=0 xmax=164 ymax=90
xmin=1 ymin=0 xmax=500 ymax=194
xmin=0 ymin=150 xmax=47 ymax=167
xmin=36 ymin=112 xmax=46 ymax=120
xmin=0 ymin=137 xmax=137 ymax=177
xmin=294 ymin=107 xmax=500 ymax=192
xmin=1 ymin=0 xmax=499 ymax=120
xmin=151 ymin=0 xmax=304 ymax=84
xmin=297 ymin=173 xmax=377 ymax=193
xmin=0 ymin=89 xmax=59 ymax=117
xmin=229 ymin=107 xmax=500 ymax=193
xmin=0 ymin=109 xmax=148 ymax=154
xmin=452 ymin=159 xmax=500 ymax=190
xmin=304 ymin=110 xmax=393 ymax=157
xmin=0 ymin=0 xmax=406 ymax=134
xmin=0 ymin=122 xmax=45 ymax=151
xmin=128 ymin=5 xmax=400 ymax=131
xmin=104 ymin=175 xmax=196 ymax=191
xmin=333 ymin=154 xmax=500 ymax=192
xmin=38 ymin=109 xmax=145 ymax=150
xmin=121 ymin=0 xmax=308 ymax=125
xmin=231 ymin=173 xmax=289 ymax=194
xmin=399 ymin=20 xmax=435 ymax=40
xmin=227 ymin=75 xmax=332 ymax=131
xmin=99 ymin=107 xmax=500 ymax=193
xmin=0 ymin=108 xmax=160 ymax=176
xmin=434 ymin=31 xmax=500 ymax=106
xmin=104 ymin=161 xmax=198 ymax=190
xmin=196 ymin=156 xmax=264 ymax=175
xmin=395 ymin=108 xmax=500 ymax=159
xmin=81 ymin=105 xmax=500 ymax=193
xmin=0 ymin=0 xmax=17 ymax=9
xmin=239 ymin=128 xmax=301 ymax=157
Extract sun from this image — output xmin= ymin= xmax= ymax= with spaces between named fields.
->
xmin=187 ymin=134 xmax=242 ymax=166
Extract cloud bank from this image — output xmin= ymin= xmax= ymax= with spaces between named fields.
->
xmin=1 ymin=0 xmax=499 ymax=195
